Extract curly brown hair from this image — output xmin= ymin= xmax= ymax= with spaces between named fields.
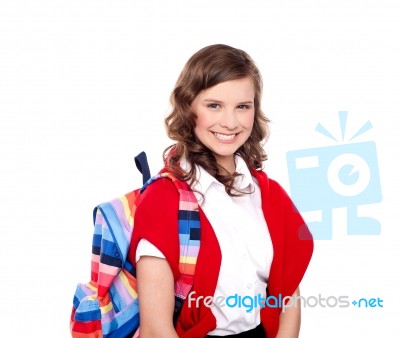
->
xmin=163 ymin=44 xmax=270 ymax=196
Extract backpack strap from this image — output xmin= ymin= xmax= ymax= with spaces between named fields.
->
xmin=134 ymin=151 xmax=152 ymax=185
xmin=141 ymin=172 xmax=200 ymax=324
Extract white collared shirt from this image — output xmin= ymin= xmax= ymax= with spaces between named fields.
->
xmin=136 ymin=156 xmax=274 ymax=335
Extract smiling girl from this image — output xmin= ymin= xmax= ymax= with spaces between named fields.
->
xmin=129 ymin=44 xmax=313 ymax=338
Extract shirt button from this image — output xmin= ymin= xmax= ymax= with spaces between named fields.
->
xmin=233 ymin=227 xmax=238 ymax=233
xmin=247 ymin=283 xmax=252 ymax=289
xmin=242 ymin=253 xmax=247 ymax=259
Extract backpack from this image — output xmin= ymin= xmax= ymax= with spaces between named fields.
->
xmin=70 ymin=152 xmax=200 ymax=338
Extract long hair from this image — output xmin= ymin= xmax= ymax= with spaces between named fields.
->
xmin=163 ymin=44 xmax=270 ymax=196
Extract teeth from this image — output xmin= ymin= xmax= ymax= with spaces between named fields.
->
xmin=213 ymin=132 xmax=236 ymax=140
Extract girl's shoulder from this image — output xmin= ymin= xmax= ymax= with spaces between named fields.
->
xmin=252 ymin=169 xmax=280 ymax=190
xmin=137 ymin=171 xmax=181 ymax=206
xmin=252 ymin=169 xmax=293 ymax=204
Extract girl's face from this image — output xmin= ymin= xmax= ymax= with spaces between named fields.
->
xmin=191 ymin=77 xmax=255 ymax=172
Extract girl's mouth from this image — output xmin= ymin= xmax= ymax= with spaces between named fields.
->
xmin=213 ymin=132 xmax=238 ymax=141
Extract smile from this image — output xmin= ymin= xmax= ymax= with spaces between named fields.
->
xmin=213 ymin=132 xmax=238 ymax=141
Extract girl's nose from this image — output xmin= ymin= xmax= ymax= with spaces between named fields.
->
xmin=219 ymin=110 xmax=238 ymax=130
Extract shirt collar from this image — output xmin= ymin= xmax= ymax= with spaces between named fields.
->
xmin=234 ymin=155 xmax=254 ymax=191
xmin=180 ymin=155 xmax=254 ymax=194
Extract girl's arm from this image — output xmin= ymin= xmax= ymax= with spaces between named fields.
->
xmin=137 ymin=256 xmax=179 ymax=338
xmin=276 ymin=287 xmax=301 ymax=338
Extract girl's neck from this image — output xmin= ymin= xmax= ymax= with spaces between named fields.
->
xmin=216 ymin=155 xmax=236 ymax=175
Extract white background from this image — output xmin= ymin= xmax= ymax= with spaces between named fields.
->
xmin=1 ymin=0 xmax=399 ymax=337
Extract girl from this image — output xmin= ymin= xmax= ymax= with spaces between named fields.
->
xmin=128 ymin=44 xmax=313 ymax=338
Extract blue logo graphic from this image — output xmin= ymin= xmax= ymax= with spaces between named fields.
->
xmin=286 ymin=111 xmax=382 ymax=239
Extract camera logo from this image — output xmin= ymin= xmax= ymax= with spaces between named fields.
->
xmin=286 ymin=111 xmax=382 ymax=239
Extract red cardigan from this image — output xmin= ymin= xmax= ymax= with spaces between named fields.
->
xmin=129 ymin=169 xmax=313 ymax=338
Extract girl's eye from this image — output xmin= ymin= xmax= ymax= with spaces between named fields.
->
xmin=237 ymin=104 xmax=249 ymax=110
xmin=208 ymin=103 xmax=220 ymax=109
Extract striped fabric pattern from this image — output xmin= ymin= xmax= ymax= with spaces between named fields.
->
xmin=71 ymin=173 xmax=200 ymax=338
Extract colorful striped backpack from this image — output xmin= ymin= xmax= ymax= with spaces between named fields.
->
xmin=70 ymin=152 xmax=200 ymax=337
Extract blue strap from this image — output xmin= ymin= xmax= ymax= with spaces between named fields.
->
xmin=134 ymin=151 xmax=151 ymax=185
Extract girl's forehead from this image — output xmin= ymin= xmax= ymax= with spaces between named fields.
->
xmin=197 ymin=78 xmax=255 ymax=101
